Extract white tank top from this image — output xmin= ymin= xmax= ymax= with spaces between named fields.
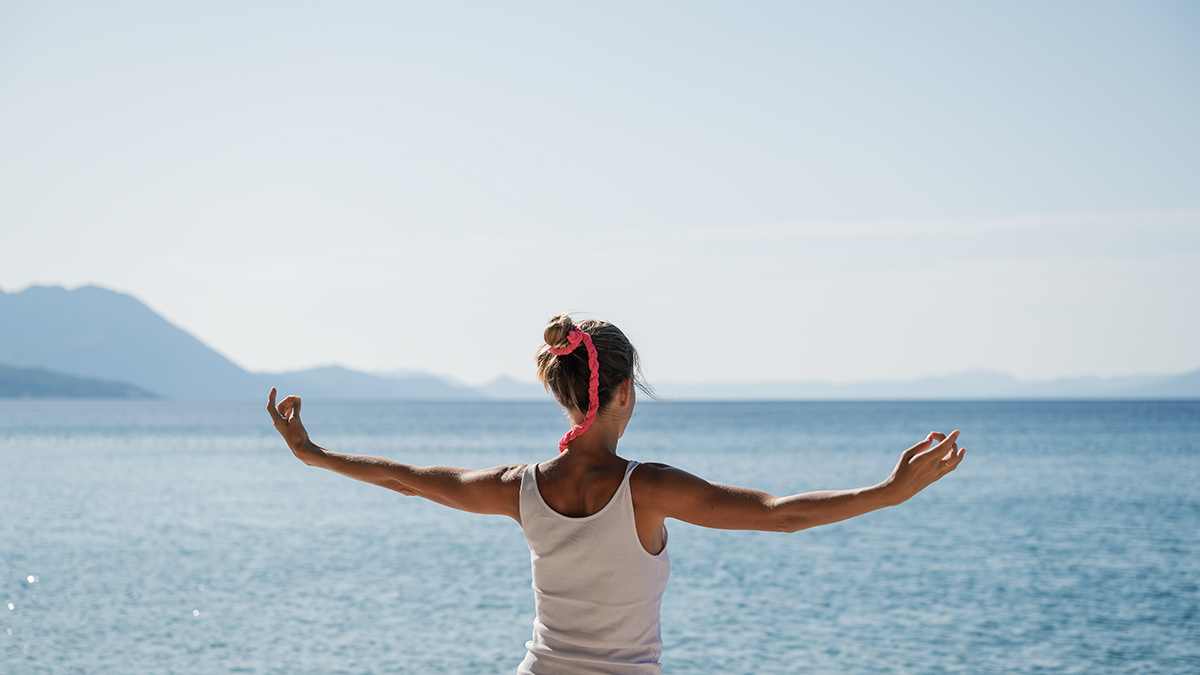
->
xmin=517 ymin=460 xmax=671 ymax=675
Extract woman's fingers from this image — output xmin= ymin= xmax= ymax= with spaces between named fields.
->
xmin=909 ymin=430 xmax=961 ymax=472
xmin=908 ymin=431 xmax=956 ymax=460
xmin=937 ymin=446 xmax=966 ymax=476
xmin=267 ymin=388 xmax=284 ymax=424
xmin=268 ymin=389 xmax=305 ymax=430
xmin=901 ymin=437 xmax=934 ymax=461
xmin=927 ymin=430 xmax=960 ymax=460
xmin=279 ymin=395 xmax=301 ymax=419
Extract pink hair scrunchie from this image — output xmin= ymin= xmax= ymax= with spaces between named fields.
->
xmin=549 ymin=326 xmax=600 ymax=452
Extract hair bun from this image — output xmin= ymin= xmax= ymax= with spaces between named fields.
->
xmin=543 ymin=313 xmax=575 ymax=349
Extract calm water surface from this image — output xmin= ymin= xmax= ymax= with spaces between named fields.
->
xmin=1 ymin=400 xmax=1198 ymax=674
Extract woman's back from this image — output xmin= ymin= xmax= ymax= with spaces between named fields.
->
xmin=532 ymin=454 xmax=630 ymax=519
xmin=518 ymin=460 xmax=671 ymax=675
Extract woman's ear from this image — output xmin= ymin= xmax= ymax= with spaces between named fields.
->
xmin=618 ymin=378 xmax=632 ymax=408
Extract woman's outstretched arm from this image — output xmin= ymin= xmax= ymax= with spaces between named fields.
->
xmin=267 ymin=388 xmax=524 ymax=521
xmin=634 ymin=431 xmax=965 ymax=533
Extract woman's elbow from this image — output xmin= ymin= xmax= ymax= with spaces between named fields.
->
xmin=391 ymin=480 xmax=420 ymax=497
xmin=770 ymin=504 xmax=812 ymax=534
xmin=776 ymin=516 xmax=812 ymax=534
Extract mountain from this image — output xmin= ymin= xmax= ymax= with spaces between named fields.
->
xmin=475 ymin=375 xmax=550 ymax=400
xmin=1 ymin=284 xmax=1196 ymax=400
xmin=0 ymin=285 xmax=492 ymax=400
xmin=0 ymin=285 xmax=259 ymax=398
xmin=1125 ymin=369 xmax=1200 ymax=398
xmin=0 ymin=364 xmax=155 ymax=398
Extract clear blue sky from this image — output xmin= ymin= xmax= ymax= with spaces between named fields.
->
xmin=1 ymin=1 xmax=1198 ymax=384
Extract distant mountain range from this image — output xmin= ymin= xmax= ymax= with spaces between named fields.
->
xmin=0 ymin=285 xmax=539 ymax=400
xmin=1 ymin=285 xmax=1197 ymax=400
xmin=653 ymin=369 xmax=1200 ymax=401
xmin=0 ymin=363 xmax=154 ymax=399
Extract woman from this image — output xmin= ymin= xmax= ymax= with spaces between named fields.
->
xmin=268 ymin=314 xmax=965 ymax=674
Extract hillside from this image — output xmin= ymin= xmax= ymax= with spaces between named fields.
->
xmin=0 ymin=285 xmax=507 ymax=400
xmin=0 ymin=285 xmax=258 ymax=398
xmin=0 ymin=364 xmax=154 ymax=398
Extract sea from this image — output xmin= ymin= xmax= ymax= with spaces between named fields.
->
xmin=1 ymin=399 xmax=1197 ymax=674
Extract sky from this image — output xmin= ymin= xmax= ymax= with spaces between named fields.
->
xmin=1 ymin=1 xmax=1198 ymax=386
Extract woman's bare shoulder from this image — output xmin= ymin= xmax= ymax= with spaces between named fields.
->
xmin=630 ymin=461 xmax=670 ymax=482
xmin=632 ymin=461 xmax=692 ymax=476
xmin=493 ymin=463 xmax=529 ymax=485
xmin=630 ymin=462 xmax=707 ymax=496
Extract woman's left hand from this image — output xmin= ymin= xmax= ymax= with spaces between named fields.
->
xmin=884 ymin=430 xmax=965 ymax=504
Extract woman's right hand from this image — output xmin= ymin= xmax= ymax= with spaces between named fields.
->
xmin=267 ymin=388 xmax=320 ymax=462
xmin=884 ymin=430 xmax=965 ymax=505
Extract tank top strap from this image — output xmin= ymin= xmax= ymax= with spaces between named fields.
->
xmin=609 ymin=459 xmax=639 ymax=518
xmin=623 ymin=459 xmax=640 ymax=482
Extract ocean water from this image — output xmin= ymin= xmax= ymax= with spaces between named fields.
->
xmin=1 ymin=399 xmax=1197 ymax=674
